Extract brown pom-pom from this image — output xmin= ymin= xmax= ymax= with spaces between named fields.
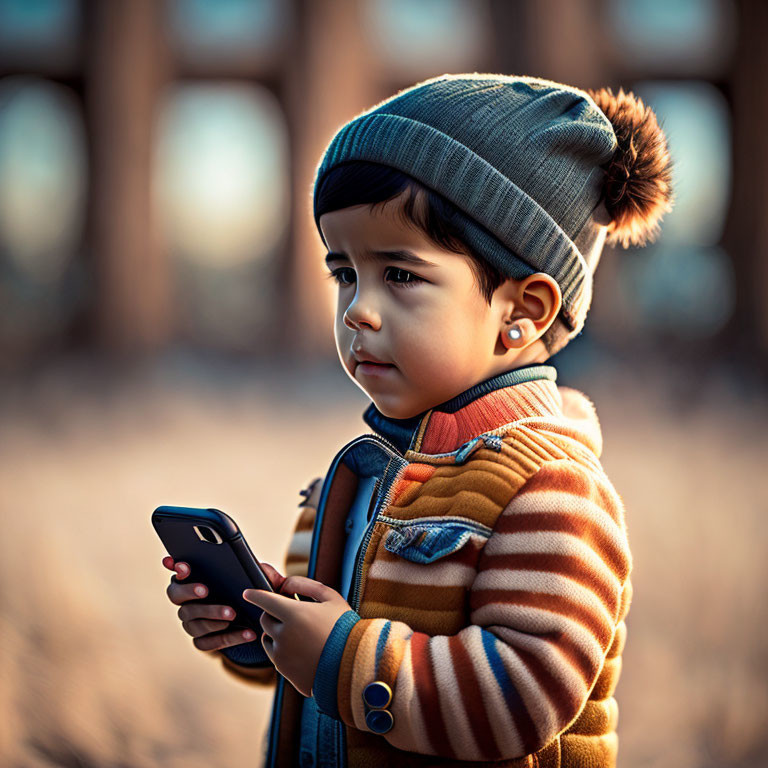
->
xmin=587 ymin=86 xmax=674 ymax=248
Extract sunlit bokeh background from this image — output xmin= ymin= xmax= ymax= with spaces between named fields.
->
xmin=1 ymin=1 xmax=766 ymax=766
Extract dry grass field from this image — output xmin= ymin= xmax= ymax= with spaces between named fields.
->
xmin=1 ymin=356 xmax=766 ymax=767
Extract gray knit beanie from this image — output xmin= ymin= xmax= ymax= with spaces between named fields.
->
xmin=312 ymin=72 xmax=673 ymax=342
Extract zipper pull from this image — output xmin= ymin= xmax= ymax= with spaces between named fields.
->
xmin=454 ymin=434 xmax=503 ymax=464
xmin=454 ymin=437 xmax=482 ymax=464
xmin=481 ymin=434 xmax=503 ymax=452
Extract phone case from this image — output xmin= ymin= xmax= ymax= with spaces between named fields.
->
xmin=152 ymin=505 xmax=275 ymax=646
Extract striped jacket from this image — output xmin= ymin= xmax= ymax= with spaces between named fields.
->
xmin=217 ymin=364 xmax=633 ymax=767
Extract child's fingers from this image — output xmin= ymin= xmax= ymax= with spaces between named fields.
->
xmin=178 ymin=603 xmax=236 ymax=624
xmin=181 ymin=617 xmax=233 ymax=638
xmin=166 ymin=579 xmax=209 ymax=605
xmin=193 ymin=627 xmax=258 ymax=653
xmin=280 ymin=574 xmax=336 ymax=602
xmin=259 ymin=561 xmax=286 ymax=590
xmin=161 ymin=556 xmax=189 ymax=576
xmin=173 ymin=562 xmax=190 ymax=579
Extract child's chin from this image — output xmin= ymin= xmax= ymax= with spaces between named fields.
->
xmin=371 ymin=398 xmax=420 ymax=421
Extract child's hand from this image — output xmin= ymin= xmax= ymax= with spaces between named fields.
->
xmin=243 ymin=576 xmax=353 ymax=698
xmin=162 ymin=556 xmax=283 ymax=652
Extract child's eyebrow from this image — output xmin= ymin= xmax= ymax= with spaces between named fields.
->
xmin=324 ymin=249 xmax=438 ymax=268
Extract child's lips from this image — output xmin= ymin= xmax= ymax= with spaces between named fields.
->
xmin=356 ymin=361 xmax=396 ymax=377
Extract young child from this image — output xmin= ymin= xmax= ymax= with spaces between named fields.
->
xmin=164 ymin=73 xmax=673 ymax=767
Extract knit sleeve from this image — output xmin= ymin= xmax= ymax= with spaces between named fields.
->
xmin=217 ymin=475 xmax=324 ymax=687
xmin=312 ymin=459 xmax=632 ymax=759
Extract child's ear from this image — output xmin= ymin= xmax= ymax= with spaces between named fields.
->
xmin=517 ymin=273 xmax=562 ymax=331
xmin=494 ymin=273 xmax=561 ymax=331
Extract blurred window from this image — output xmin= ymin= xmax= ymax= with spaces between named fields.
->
xmin=616 ymin=81 xmax=734 ymax=339
xmin=363 ymin=0 xmax=489 ymax=77
xmin=169 ymin=0 xmax=288 ymax=67
xmin=0 ymin=76 xmax=87 ymax=347
xmin=154 ymin=82 xmax=289 ymax=349
xmin=0 ymin=0 xmax=80 ymax=68
xmin=608 ymin=0 xmax=735 ymax=75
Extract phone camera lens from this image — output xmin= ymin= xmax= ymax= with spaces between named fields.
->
xmin=193 ymin=524 xmax=222 ymax=545
xmin=200 ymin=526 xmax=216 ymax=543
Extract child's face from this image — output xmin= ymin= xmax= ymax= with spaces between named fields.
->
xmin=319 ymin=190 xmax=544 ymax=420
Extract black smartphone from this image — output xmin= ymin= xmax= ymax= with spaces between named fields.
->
xmin=152 ymin=505 xmax=280 ymax=637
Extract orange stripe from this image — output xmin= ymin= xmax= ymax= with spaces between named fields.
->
xmin=389 ymin=463 xmax=437 ymax=506
xmin=538 ymin=630 xmax=599 ymax=683
xmin=517 ymin=459 xmax=598 ymax=497
xmin=471 ymin=589 xmax=614 ymax=648
xmin=404 ymin=462 xmax=437 ymax=482
xmin=514 ymin=642 xmax=583 ymax=729
xmin=364 ymin=580 xmax=467 ymax=612
xmin=481 ymin=551 xmax=619 ymax=616
xmin=492 ymin=511 xmax=629 ymax=579
xmin=410 ymin=633 xmax=457 ymax=758
xmin=449 ymin=633 xmax=504 ymax=759
xmin=517 ymin=460 xmax=626 ymax=527
xmin=420 ymin=381 xmax=562 ymax=453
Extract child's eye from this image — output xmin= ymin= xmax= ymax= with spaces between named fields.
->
xmin=325 ymin=266 xmax=423 ymax=288
xmin=325 ymin=267 xmax=355 ymax=286
xmin=385 ymin=267 xmax=423 ymax=288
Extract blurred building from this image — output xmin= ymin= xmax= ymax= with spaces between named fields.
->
xmin=0 ymin=0 xmax=764 ymax=378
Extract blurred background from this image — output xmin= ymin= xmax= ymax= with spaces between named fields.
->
xmin=0 ymin=0 xmax=766 ymax=766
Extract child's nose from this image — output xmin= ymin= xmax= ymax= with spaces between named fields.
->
xmin=343 ymin=295 xmax=381 ymax=331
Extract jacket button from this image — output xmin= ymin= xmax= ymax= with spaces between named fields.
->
xmin=363 ymin=680 xmax=392 ymax=709
xmin=365 ymin=707 xmax=394 ymax=733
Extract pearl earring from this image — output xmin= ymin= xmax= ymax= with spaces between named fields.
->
xmin=506 ymin=324 xmax=522 ymax=341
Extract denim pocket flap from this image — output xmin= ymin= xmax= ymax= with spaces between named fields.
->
xmin=384 ymin=523 xmax=476 ymax=564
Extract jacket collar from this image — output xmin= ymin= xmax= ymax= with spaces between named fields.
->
xmin=362 ymin=363 xmax=561 ymax=455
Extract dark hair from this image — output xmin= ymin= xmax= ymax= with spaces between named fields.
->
xmin=316 ymin=161 xmax=507 ymax=302
xmin=315 ymin=161 xmax=566 ymax=355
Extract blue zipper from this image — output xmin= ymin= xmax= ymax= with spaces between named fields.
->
xmin=348 ymin=447 xmax=407 ymax=612
xmin=265 ymin=431 xmax=405 ymax=768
